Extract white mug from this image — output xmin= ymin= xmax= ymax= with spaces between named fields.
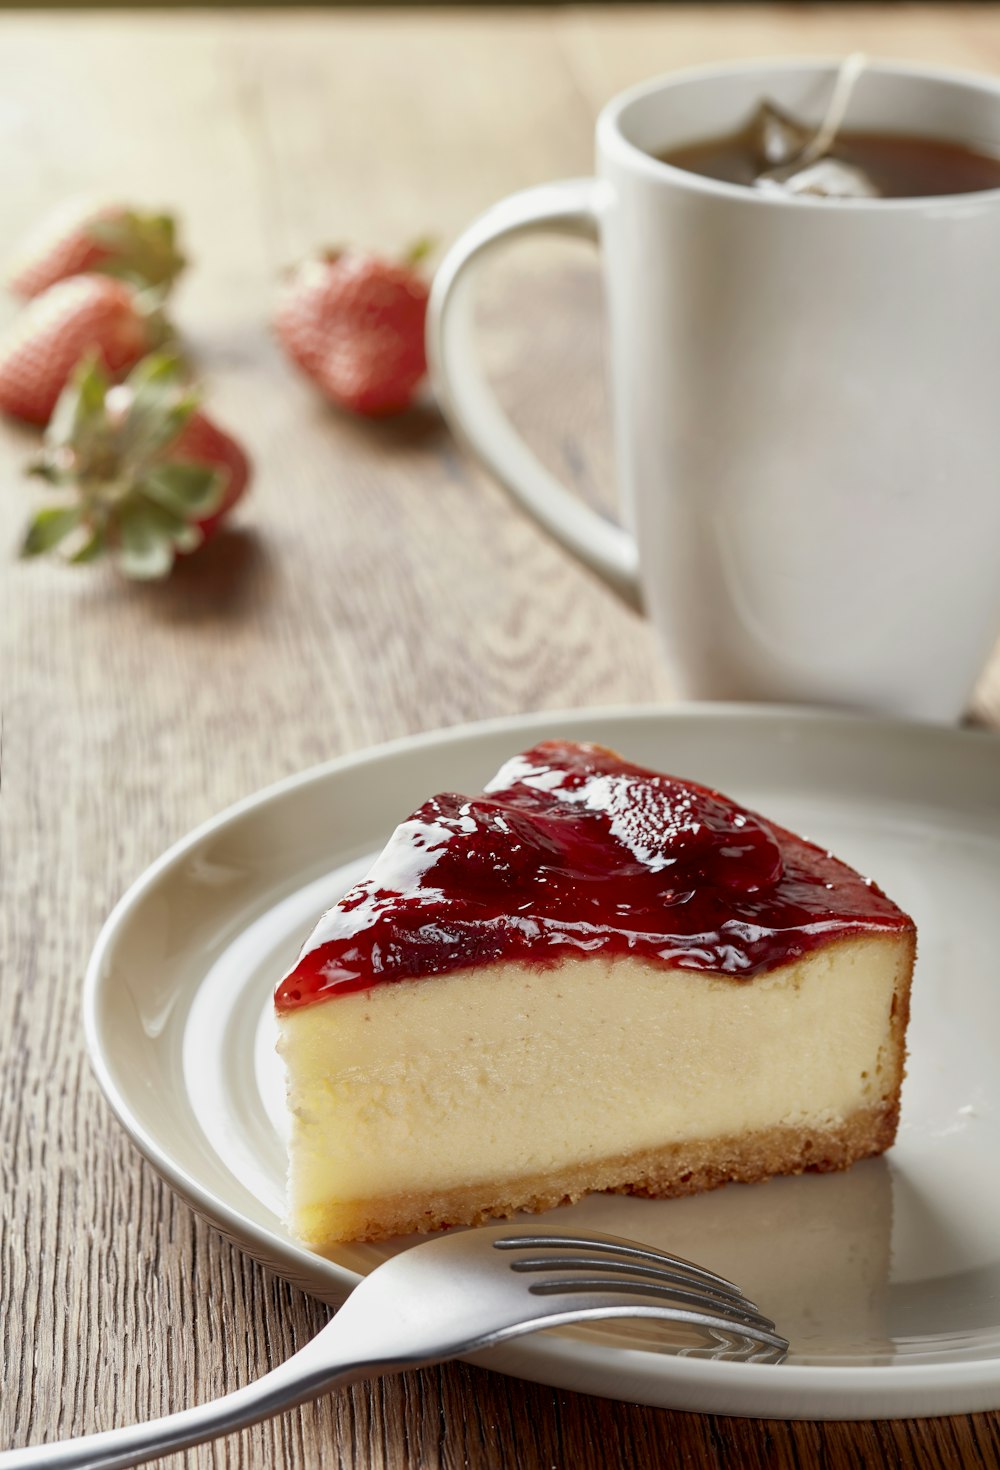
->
xmin=428 ymin=60 xmax=1000 ymax=723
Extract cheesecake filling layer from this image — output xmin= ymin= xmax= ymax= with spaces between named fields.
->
xmin=280 ymin=937 xmax=911 ymax=1243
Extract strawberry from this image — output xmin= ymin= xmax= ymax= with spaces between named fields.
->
xmin=273 ymin=246 xmax=430 ymax=417
xmin=165 ymin=409 xmax=249 ymax=544
xmin=20 ymin=353 xmax=249 ymax=579
xmin=6 ymin=197 xmax=185 ymax=298
xmin=0 ymin=274 xmax=165 ymax=425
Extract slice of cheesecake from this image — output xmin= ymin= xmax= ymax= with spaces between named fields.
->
xmin=276 ymin=741 xmax=915 ymax=1248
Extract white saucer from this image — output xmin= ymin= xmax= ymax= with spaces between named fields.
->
xmin=84 ymin=704 xmax=1000 ymax=1419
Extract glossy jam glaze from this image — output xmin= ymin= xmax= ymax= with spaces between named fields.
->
xmin=276 ymin=741 xmax=914 ymax=1009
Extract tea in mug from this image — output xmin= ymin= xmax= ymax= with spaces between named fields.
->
xmin=660 ymin=121 xmax=1000 ymax=198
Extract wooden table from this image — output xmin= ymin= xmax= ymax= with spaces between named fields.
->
xmin=2 ymin=7 xmax=999 ymax=1467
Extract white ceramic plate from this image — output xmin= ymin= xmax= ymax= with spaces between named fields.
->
xmin=84 ymin=705 xmax=1000 ymax=1420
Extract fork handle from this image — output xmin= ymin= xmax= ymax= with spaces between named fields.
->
xmin=0 ymin=1352 xmax=369 ymax=1470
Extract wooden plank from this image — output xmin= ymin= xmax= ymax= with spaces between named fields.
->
xmin=0 ymin=10 xmax=997 ymax=1470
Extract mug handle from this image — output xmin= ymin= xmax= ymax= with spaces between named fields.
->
xmin=427 ymin=179 xmax=643 ymax=611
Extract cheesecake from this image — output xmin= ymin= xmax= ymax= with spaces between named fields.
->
xmin=276 ymin=741 xmax=915 ymax=1248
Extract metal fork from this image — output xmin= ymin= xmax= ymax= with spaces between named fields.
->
xmin=1 ymin=1225 xmax=787 ymax=1468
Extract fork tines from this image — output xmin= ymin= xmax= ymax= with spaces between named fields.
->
xmin=491 ymin=1230 xmax=788 ymax=1361
xmin=492 ymin=1233 xmax=739 ymax=1292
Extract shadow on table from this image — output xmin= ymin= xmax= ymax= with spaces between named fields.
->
xmin=323 ymin=396 xmax=450 ymax=456
xmin=130 ymin=526 xmax=271 ymax=623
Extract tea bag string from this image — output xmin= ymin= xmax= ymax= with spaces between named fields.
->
xmin=796 ymin=53 xmax=868 ymax=169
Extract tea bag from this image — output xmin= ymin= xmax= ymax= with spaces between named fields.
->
xmin=750 ymin=100 xmax=813 ymax=171
xmin=750 ymin=55 xmax=880 ymax=198
xmin=756 ymin=152 xmax=880 ymax=199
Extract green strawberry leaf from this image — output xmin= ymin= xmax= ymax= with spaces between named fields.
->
xmin=69 ymin=527 xmax=108 ymax=564
xmin=47 ymin=355 xmax=110 ymax=452
xmin=126 ymin=350 xmax=187 ymax=399
xmin=403 ymin=235 xmax=436 ymax=268
xmin=21 ymin=345 xmax=229 ymax=584
xmin=20 ymin=504 xmax=84 ymax=557
xmin=116 ymin=503 xmax=177 ymax=580
xmin=26 ymin=458 xmax=66 ymax=486
xmin=117 ymin=356 xmax=198 ymax=469
xmin=170 ymin=522 xmax=203 ymax=554
xmin=136 ymin=494 xmax=206 ymax=551
xmin=89 ymin=211 xmax=186 ymax=293
xmin=141 ymin=462 xmax=223 ymax=518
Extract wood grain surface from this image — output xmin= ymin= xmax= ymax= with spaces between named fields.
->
xmin=2 ymin=7 xmax=999 ymax=1468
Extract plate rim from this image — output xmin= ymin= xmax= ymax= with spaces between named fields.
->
xmin=83 ymin=701 xmax=1000 ymax=1417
